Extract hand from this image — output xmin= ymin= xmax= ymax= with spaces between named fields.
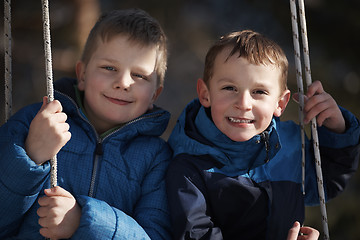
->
xmin=37 ymin=186 xmax=81 ymax=239
xmin=25 ymin=96 xmax=71 ymax=165
xmin=293 ymin=80 xmax=345 ymax=134
xmin=287 ymin=221 xmax=319 ymax=240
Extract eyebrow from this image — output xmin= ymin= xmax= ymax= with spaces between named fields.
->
xmin=253 ymin=82 xmax=272 ymax=88
xmin=97 ymin=57 xmax=155 ymax=75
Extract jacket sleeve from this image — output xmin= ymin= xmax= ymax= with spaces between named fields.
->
xmin=71 ymin=196 xmax=151 ymax=239
xmin=72 ymin=143 xmax=172 ymax=240
xmin=166 ymin=154 xmax=224 ymax=240
xmin=0 ymin=104 xmax=50 ymax=238
xmin=304 ymin=106 xmax=360 ymax=205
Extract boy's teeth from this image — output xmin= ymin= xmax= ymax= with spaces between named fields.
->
xmin=229 ymin=117 xmax=251 ymax=123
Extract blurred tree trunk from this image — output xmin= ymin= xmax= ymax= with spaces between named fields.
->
xmin=73 ymin=0 xmax=100 ymax=54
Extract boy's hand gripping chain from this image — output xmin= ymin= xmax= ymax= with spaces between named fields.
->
xmin=289 ymin=0 xmax=330 ymax=239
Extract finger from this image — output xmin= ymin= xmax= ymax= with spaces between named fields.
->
xmin=38 ymin=216 xmax=49 ymax=228
xmin=300 ymin=226 xmax=320 ymax=237
xmin=58 ymin=122 xmax=70 ymax=133
xmin=44 ymin=186 xmax=73 ymax=198
xmin=38 ymin=96 xmax=49 ymax=112
xmin=62 ymin=130 xmax=72 ymax=144
xmin=45 ymin=118 xmax=71 ymax=147
xmin=53 ymin=112 xmax=68 ymax=124
xmin=39 ymin=228 xmax=50 ymax=238
xmin=59 ymin=125 xmax=71 ymax=143
xmin=298 ymin=227 xmax=320 ymax=240
xmin=38 ymin=195 xmax=50 ymax=207
xmin=304 ymin=100 xmax=330 ymax=124
xmin=53 ymin=122 xmax=71 ymax=140
xmin=36 ymin=206 xmax=49 ymax=218
xmin=293 ymin=93 xmax=308 ymax=105
xmin=39 ymin=227 xmax=58 ymax=239
xmin=303 ymin=92 xmax=330 ymax=113
xmin=306 ymin=80 xmax=324 ymax=99
xmin=314 ymin=107 xmax=335 ymax=127
xmin=287 ymin=221 xmax=301 ymax=240
xmin=303 ymin=93 xmax=334 ymax=123
xmin=42 ymin=99 xmax=63 ymax=115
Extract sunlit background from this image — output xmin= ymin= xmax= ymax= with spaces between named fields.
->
xmin=1 ymin=0 xmax=359 ymax=239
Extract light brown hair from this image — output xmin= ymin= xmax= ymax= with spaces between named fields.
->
xmin=203 ymin=30 xmax=288 ymax=92
xmin=81 ymin=9 xmax=168 ymax=87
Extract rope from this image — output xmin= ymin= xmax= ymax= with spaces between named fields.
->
xmin=4 ymin=0 xmax=12 ymax=122
xmin=289 ymin=0 xmax=306 ymax=196
xmin=41 ymin=0 xmax=57 ymax=188
xmin=289 ymin=0 xmax=330 ymax=239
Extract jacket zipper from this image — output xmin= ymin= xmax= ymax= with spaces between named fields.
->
xmin=260 ymin=131 xmax=270 ymax=163
xmin=86 ymin=113 xmax=163 ymax=198
xmin=57 ymin=91 xmax=102 ymax=197
xmin=88 ymin=141 xmax=103 ymax=197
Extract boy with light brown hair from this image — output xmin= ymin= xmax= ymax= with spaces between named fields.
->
xmin=0 ymin=8 xmax=171 ymax=239
xmin=166 ymin=29 xmax=360 ymax=240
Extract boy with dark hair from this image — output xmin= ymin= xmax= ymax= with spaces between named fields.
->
xmin=0 ymin=9 xmax=171 ymax=239
xmin=166 ymin=29 xmax=360 ymax=240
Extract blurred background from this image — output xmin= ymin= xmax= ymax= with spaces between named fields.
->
xmin=0 ymin=0 xmax=359 ymax=238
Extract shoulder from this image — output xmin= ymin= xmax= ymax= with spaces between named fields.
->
xmin=132 ymin=135 xmax=171 ymax=155
xmin=4 ymin=102 xmax=42 ymax=128
xmin=167 ymin=153 xmax=219 ymax=177
xmin=274 ymin=118 xmax=300 ymax=140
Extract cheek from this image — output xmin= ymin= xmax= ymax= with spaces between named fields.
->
xmin=210 ymin=104 xmax=227 ymax=128
xmin=136 ymin=85 xmax=157 ymax=103
xmin=89 ymin=76 xmax=110 ymax=93
xmin=210 ymin=93 xmax=231 ymax=110
xmin=255 ymin=102 xmax=277 ymax=121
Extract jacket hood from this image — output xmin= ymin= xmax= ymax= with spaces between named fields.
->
xmin=54 ymin=77 xmax=170 ymax=139
xmin=168 ymin=99 xmax=281 ymax=176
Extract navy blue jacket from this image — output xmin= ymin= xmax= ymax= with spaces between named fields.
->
xmin=0 ymin=78 xmax=172 ymax=239
xmin=166 ymin=99 xmax=360 ymax=240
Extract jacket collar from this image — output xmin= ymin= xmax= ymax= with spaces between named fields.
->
xmin=168 ymin=99 xmax=281 ymax=176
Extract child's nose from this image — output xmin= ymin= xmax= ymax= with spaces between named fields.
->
xmin=235 ymin=92 xmax=252 ymax=111
xmin=113 ymin=73 xmax=134 ymax=90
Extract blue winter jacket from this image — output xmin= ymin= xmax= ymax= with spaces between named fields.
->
xmin=0 ymin=78 xmax=172 ymax=239
xmin=166 ymin=99 xmax=360 ymax=240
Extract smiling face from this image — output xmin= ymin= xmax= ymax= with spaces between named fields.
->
xmin=77 ymin=34 xmax=162 ymax=134
xmin=198 ymin=47 xmax=290 ymax=142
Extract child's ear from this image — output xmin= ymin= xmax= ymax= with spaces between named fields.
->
xmin=274 ymin=90 xmax=291 ymax=117
xmin=76 ymin=61 xmax=86 ymax=91
xmin=151 ymin=86 xmax=163 ymax=103
xmin=197 ymin=78 xmax=211 ymax=107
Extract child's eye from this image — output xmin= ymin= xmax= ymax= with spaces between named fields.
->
xmin=253 ymin=89 xmax=268 ymax=95
xmin=222 ymin=86 xmax=236 ymax=91
xmin=102 ymin=66 xmax=116 ymax=71
xmin=132 ymin=73 xmax=148 ymax=80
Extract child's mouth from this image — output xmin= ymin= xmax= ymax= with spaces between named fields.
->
xmin=105 ymin=96 xmax=132 ymax=105
xmin=228 ymin=117 xmax=254 ymax=123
